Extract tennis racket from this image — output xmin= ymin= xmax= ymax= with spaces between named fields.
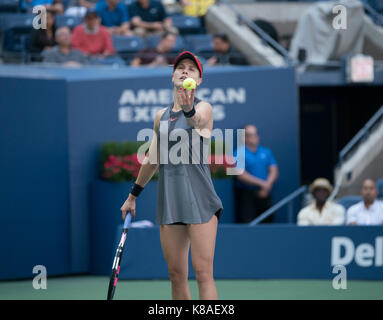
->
xmin=107 ymin=212 xmax=132 ymax=300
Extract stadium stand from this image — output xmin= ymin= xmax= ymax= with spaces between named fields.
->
xmin=0 ymin=13 xmax=34 ymax=62
xmin=55 ymin=14 xmax=82 ymax=28
xmin=183 ymin=33 xmax=213 ymax=54
xmin=1 ymin=0 xmax=382 ymax=66
xmin=112 ymin=34 xmax=144 ymax=62
xmin=0 ymin=0 xmax=20 ymax=13
xmin=145 ymin=33 xmax=185 ymax=52
xmin=337 ymin=195 xmax=363 ymax=211
xmin=170 ymin=14 xmax=204 ymax=34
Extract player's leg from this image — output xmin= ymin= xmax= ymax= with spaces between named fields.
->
xmin=188 ymin=215 xmax=218 ymax=300
xmin=160 ymin=224 xmax=191 ymax=300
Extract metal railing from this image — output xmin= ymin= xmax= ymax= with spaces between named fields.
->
xmin=330 ymin=105 xmax=383 ymax=200
xmin=249 ymin=185 xmax=307 ymax=226
xmin=362 ymin=0 xmax=383 ymax=27
xmin=217 ymin=0 xmax=293 ymax=66
xmin=338 ymin=105 xmax=383 ymax=167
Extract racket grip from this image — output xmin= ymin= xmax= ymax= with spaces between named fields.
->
xmin=123 ymin=212 xmax=132 ymax=229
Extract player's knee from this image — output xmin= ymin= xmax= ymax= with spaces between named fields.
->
xmin=168 ymin=266 xmax=188 ymax=285
xmin=193 ymin=263 xmax=213 ymax=284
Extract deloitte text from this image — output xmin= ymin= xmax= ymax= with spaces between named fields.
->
xmin=331 ymin=237 xmax=383 ymax=267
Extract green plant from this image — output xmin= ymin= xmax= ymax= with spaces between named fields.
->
xmin=100 ymin=141 xmax=157 ymax=182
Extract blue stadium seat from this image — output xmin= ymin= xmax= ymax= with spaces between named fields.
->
xmin=60 ymin=0 xmax=71 ymax=10
xmin=145 ymin=35 xmax=185 ymax=53
xmin=377 ymin=178 xmax=383 ymax=198
xmin=365 ymin=0 xmax=383 ymax=13
xmin=55 ymin=15 xmax=83 ymax=29
xmin=171 ymin=15 xmax=203 ymax=34
xmin=3 ymin=29 xmax=29 ymax=52
xmin=2 ymin=28 xmax=30 ymax=62
xmin=0 ymin=13 xmax=34 ymax=31
xmin=183 ymin=34 xmax=213 ymax=53
xmin=0 ymin=0 xmax=19 ymax=13
xmin=121 ymin=0 xmax=134 ymax=6
xmin=1 ymin=14 xmax=33 ymax=62
xmin=337 ymin=195 xmax=362 ymax=211
xmin=112 ymin=35 xmax=145 ymax=53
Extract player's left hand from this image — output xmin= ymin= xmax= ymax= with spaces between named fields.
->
xmin=178 ymin=88 xmax=195 ymax=113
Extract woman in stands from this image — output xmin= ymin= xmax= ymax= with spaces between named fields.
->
xmin=120 ymin=51 xmax=223 ymax=300
xmin=29 ymin=9 xmax=57 ymax=61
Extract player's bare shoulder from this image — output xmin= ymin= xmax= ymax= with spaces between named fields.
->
xmin=196 ymin=100 xmax=213 ymax=112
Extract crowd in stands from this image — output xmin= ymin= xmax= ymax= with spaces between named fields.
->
xmin=0 ymin=0 xmax=249 ymax=66
xmin=297 ymin=177 xmax=383 ymax=226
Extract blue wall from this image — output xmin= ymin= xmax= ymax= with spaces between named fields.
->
xmin=119 ymin=225 xmax=383 ymax=280
xmin=0 ymin=77 xmax=70 ymax=279
xmin=0 ymin=65 xmax=299 ymax=279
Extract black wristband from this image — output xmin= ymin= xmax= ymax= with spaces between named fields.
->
xmin=183 ymin=106 xmax=196 ymax=118
xmin=130 ymin=183 xmax=144 ymax=197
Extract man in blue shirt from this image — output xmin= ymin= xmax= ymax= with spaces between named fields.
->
xmin=23 ymin=0 xmax=63 ymax=14
xmin=129 ymin=0 xmax=177 ymax=37
xmin=95 ymin=0 xmax=133 ymax=36
xmin=234 ymin=124 xmax=279 ymax=223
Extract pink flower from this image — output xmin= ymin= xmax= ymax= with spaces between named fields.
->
xmin=104 ymin=161 xmax=113 ymax=169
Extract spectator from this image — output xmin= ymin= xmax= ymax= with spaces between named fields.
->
xmin=297 ymin=178 xmax=345 ymax=226
xmin=72 ymin=9 xmax=115 ymax=57
xmin=76 ymin=0 xmax=95 ymax=9
xmin=129 ymin=0 xmax=177 ymax=38
xmin=346 ymin=179 xmax=383 ymax=225
xmin=23 ymin=0 xmax=64 ymax=14
xmin=130 ymin=31 xmax=177 ymax=66
xmin=64 ymin=0 xmax=98 ymax=17
xmin=233 ymin=124 xmax=279 ymax=223
xmin=95 ymin=0 xmax=133 ymax=36
xmin=42 ymin=26 xmax=88 ymax=66
xmin=205 ymin=34 xmax=248 ymax=66
xmin=29 ymin=9 xmax=57 ymax=61
xmin=179 ymin=0 xmax=215 ymax=17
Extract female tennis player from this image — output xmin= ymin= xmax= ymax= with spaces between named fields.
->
xmin=120 ymin=51 xmax=223 ymax=300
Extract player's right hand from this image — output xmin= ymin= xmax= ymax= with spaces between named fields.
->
xmin=121 ymin=194 xmax=136 ymax=220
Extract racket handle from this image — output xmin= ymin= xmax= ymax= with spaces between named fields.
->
xmin=123 ymin=212 xmax=132 ymax=230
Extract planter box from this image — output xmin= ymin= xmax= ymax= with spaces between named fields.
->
xmin=89 ymin=178 xmax=234 ymax=275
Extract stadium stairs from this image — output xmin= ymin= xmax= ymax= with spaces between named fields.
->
xmin=333 ymin=106 xmax=383 ymax=198
xmin=206 ymin=0 xmax=383 ymax=65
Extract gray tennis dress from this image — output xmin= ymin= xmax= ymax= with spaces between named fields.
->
xmin=156 ymin=99 xmax=223 ymax=225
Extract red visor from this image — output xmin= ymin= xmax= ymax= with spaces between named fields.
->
xmin=173 ymin=51 xmax=203 ymax=78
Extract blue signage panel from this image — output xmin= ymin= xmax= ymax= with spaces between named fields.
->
xmin=118 ymin=225 xmax=383 ymax=280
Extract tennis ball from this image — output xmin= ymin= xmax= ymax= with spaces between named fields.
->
xmin=183 ymin=77 xmax=196 ymax=91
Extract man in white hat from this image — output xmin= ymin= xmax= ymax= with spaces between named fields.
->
xmin=297 ymin=178 xmax=345 ymax=226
